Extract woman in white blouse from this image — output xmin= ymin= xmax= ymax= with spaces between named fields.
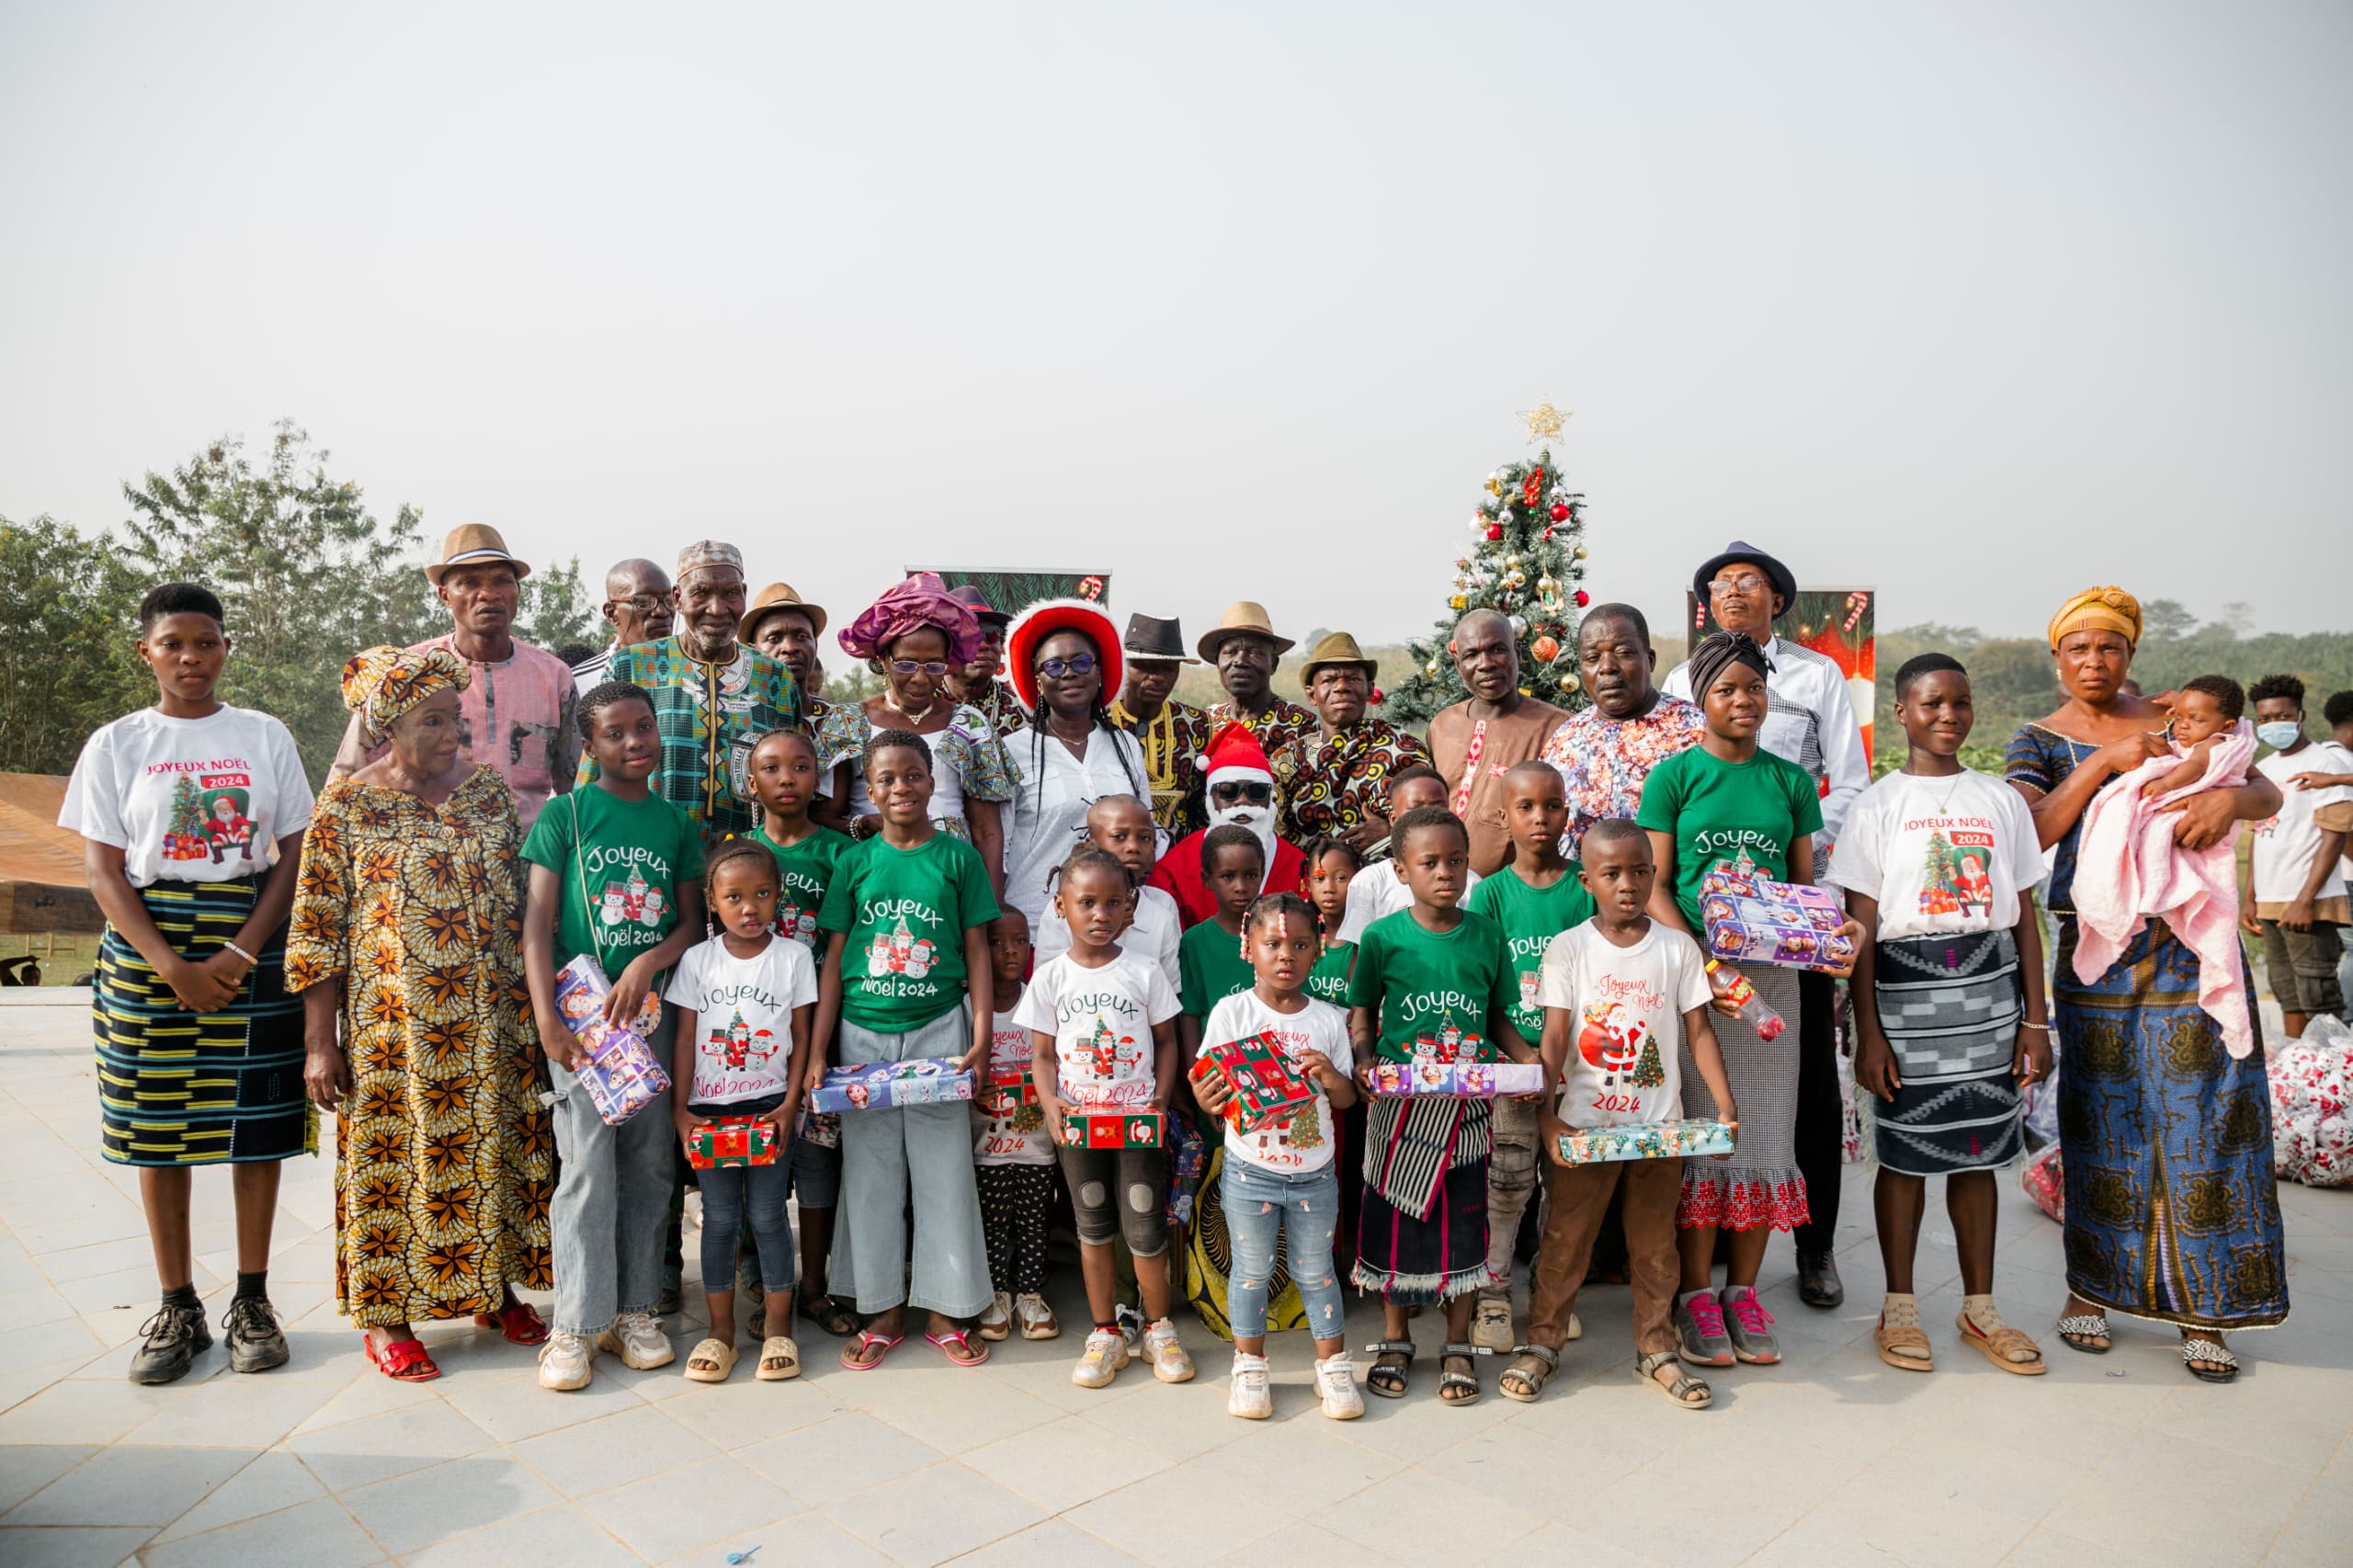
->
xmin=999 ymin=599 xmax=1152 ymax=928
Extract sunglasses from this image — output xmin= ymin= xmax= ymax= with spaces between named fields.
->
xmin=1707 ymin=574 xmax=1770 ymax=597
xmin=890 ymin=660 xmax=950 ymax=676
xmin=1211 ymin=780 xmax=1273 ymax=804
xmin=1038 ymin=653 xmax=1098 ymax=679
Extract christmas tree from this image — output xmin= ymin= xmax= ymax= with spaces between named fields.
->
xmin=1388 ymin=405 xmax=1592 ymax=724
xmin=165 ymin=775 xmax=208 ymax=857
xmin=1630 ymin=1031 xmax=1665 ymax=1089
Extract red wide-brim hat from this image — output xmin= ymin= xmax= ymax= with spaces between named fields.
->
xmin=1005 ymin=598 xmax=1125 ymax=711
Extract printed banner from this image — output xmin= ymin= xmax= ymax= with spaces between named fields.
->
xmin=1688 ymin=585 xmax=1877 ymax=765
xmin=908 ymin=567 xmax=1110 ymax=619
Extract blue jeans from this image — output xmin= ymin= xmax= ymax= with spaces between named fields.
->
xmin=1222 ymin=1159 xmax=1344 ymax=1342
xmin=547 ymin=1010 xmax=676 ymax=1336
xmin=699 ymin=1160 xmax=795 ymax=1295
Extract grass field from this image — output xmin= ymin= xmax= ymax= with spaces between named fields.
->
xmin=3 ymin=930 xmax=100 ymax=986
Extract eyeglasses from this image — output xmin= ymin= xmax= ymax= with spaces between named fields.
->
xmin=613 ymin=593 xmax=665 ymax=612
xmin=1707 ymin=574 xmax=1769 ymax=597
xmin=890 ymin=660 xmax=949 ymax=676
xmin=1211 ymin=781 xmax=1273 ymax=804
xmin=1038 ymin=653 xmax=1097 ymax=679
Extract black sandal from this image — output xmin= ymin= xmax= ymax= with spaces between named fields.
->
xmin=798 ymin=1291 xmax=857 ymax=1338
xmin=1498 ymin=1344 xmax=1556 ymax=1403
xmin=1364 ymin=1338 xmax=1414 ymax=1399
xmin=1438 ymin=1341 xmax=1481 ymax=1405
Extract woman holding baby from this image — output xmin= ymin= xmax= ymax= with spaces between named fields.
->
xmin=2005 ymin=586 xmax=2286 ymax=1381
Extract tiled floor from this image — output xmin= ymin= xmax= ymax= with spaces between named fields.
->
xmin=4 ymin=988 xmax=2348 ymax=1567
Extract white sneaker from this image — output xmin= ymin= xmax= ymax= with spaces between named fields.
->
xmin=1228 ymin=1351 xmax=1272 ymax=1419
xmin=1471 ymin=1294 xmax=1515 ymax=1353
xmin=596 ymin=1312 xmax=675 ymax=1369
xmin=977 ymin=1290 xmax=1012 ymax=1342
xmin=1072 ymin=1327 xmax=1129 ymax=1389
xmin=1315 ymin=1352 xmax=1364 ymax=1420
xmin=538 ymin=1330 xmax=593 ymax=1391
xmin=1142 ymin=1316 xmax=1195 ymax=1383
xmin=1013 ymin=1292 xmax=1060 ymax=1340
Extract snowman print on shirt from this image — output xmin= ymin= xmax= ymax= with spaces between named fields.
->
xmin=866 ymin=915 xmax=938 ymax=978
xmin=598 ymin=871 xmax=669 ymax=928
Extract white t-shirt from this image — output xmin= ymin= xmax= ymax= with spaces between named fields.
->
xmin=59 ymin=706 xmax=314 ymax=887
xmin=2252 ymin=744 xmax=2353 ymax=905
xmin=1538 ymin=922 xmax=1712 ymax=1127
xmin=1001 ymin=728 xmax=1151 ymax=927
xmin=665 ymin=933 xmax=818 ymax=1109
xmin=1824 ymin=768 xmax=2044 ymax=943
xmin=1200 ymin=989 xmax=1354 ymax=1176
xmin=1034 ymin=882 xmax=1183 ymax=992
xmin=1336 ymin=862 xmax=1483 ymax=944
xmin=1014 ymin=949 xmax=1181 ymax=1110
xmin=973 ymin=988 xmax=1054 ymax=1166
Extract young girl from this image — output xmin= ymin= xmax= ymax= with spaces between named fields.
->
xmin=1194 ymin=893 xmax=1362 ymax=1421
xmin=972 ymin=908 xmax=1060 ymax=1342
xmin=1176 ymin=826 xmax=1267 ymax=1073
xmin=1301 ymin=835 xmax=1361 ymax=1006
xmin=1024 ymin=846 xmax=1193 ymax=1388
xmin=667 ymin=840 xmax=818 ymax=1383
xmin=744 ymin=727 xmax=858 ymax=1338
xmin=1347 ymin=806 xmax=1537 ymax=1405
xmin=522 ymin=682 xmax=707 ymax=1390
xmin=809 ymin=730 xmax=1000 ymax=1369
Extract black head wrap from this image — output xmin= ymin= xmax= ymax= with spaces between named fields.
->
xmin=1687 ymin=631 xmax=1774 ymax=698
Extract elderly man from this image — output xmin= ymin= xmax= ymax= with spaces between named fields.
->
xmin=741 ymin=582 xmax=830 ymax=723
xmin=1662 ymin=540 xmax=1870 ymax=1311
xmin=1540 ymin=603 xmax=1704 ymax=858
xmin=1280 ymin=631 xmax=1429 ymax=849
xmin=945 ymin=585 xmax=1026 ymax=738
xmin=330 ymin=525 xmax=577 ymax=829
xmin=1199 ymin=601 xmax=1316 ymax=762
xmin=1108 ymin=613 xmax=1211 ymax=839
xmin=1427 ymin=608 xmax=1568 ymax=877
xmin=581 ymin=540 xmax=801 ymax=843
xmin=572 ymin=558 xmax=673 ymax=695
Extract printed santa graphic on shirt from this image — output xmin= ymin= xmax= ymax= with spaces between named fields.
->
xmin=1571 ymin=971 xmax=1676 ymax=1121
xmin=160 ymin=769 xmax=256 ymax=865
xmin=866 ymin=915 xmax=938 ymax=979
xmin=710 ymin=1006 xmax=779 ymax=1072
xmin=598 ymin=869 xmax=669 ymax=928
xmin=1916 ymin=821 xmax=1998 ymax=921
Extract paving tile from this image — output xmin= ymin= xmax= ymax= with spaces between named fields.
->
xmin=656 ymin=1369 xmax=844 ymax=1449
xmin=855 ymin=1370 xmax=1069 ymax=1455
xmin=1205 ymin=1518 xmax=1397 ymax=1567
xmin=118 ymin=1375 xmax=344 ymax=1448
xmin=2 ymin=1443 xmax=255 ymax=1526
xmin=139 ymin=1497 xmax=384 ymax=1567
xmin=0 ymin=1285 xmax=81 ymax=1330
xmin=950 ymin=1516 xmax=1153 ymax=1567
xmin=511 ymin=1401 xmax=715 ymax=1500
xmin=284 ymin=1399 xmax=497 ymax=1492
xmin=821 ymin=1460 xmax=1042 ymax=1566
xmin=1181 ymin=1415 xmax=1401 ymax=1516
xmin=0 ymin=1525 xmax=156 ymax=1567
xmin=1065 ymin=1461 xmax=1291 ymax=1566
xmin=579 ymin=1454 xmax=798 ymax=1561
xmin=151 ymin=1450 xmax=325 ymax=1542
xmin=0 ymin=1446 xmax=94 ymax=1515
xmin=1556 ymin=1460 xmax=1813 ymax=1568
xmin=734 ymin=1410 xmax=943 ymax=1508
xmin=1314 ymin=1468 xmax=1542 ymax=1560
xmin=0 ymin=1377 xmax=193 ymax=1446
xmin=439 ymin=1358 xmax=649 ymax=1442
xmin=654 ymin=1508 xmax=891 ymax=1568
xmin=961 ymin=1413 xmax=1168 ymax=1513
xmin=1759 ymin=1479 xmax=2036 ymax=1568
xmin=340 ymin=1453 xmax=562 ymax=1556
xmin=404 ymin=1503 xmax=644 ymax=1568
xmin=2034 ymin=1426 xmax=2315 ymax=1568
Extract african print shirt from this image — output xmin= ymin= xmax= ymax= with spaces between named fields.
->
xmin=1108 ymin=697 xmax=1212 ymax=837
xmin=961 ymin=677 xmax=1028 ymax=740
xmin=579 ymin=638 xmax=802 ymax=844
xmin=1208 ymin=697 xmax=1319 ymax=767
xmin=1279 ymin=719 xmax=1431 ymax=844
xmin=1540 ymin=696 xmax=1706 ymax=860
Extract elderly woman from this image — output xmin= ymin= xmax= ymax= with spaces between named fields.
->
xmin=2006 ymin=587 xmax=2287 ymax=1382
xmin=286 ymin=645 xmax=554 ymax=1383
xmin=814 ymin=573 xmax=1015 ymax=890
xmin=998 ymin=597 xmax=1150 ymax=927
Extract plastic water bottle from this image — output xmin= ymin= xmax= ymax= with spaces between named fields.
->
xmin=1705 ymin=959 xmax=1785 ymax=1042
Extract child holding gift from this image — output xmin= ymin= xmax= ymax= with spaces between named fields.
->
xmin=522 ymin=681 xmax=706 ymax=1391
xmin=1347 ymin=804 xmax=1539 ymax=1404
xmin=809 ymin=729 xmax=1000 ymax=1370
xmin=743 ymin=726 xmax=858 ymax=1339
xmin=1507 ymin=819 xmax=1734 ymax=1408
xmin=667 ymin=839 xmax=819 ymax=1383
xmin=1462 ymin=760 xmax=1596 ymax=1355
xmin=972 ymin=908 xmax=1060 ymax=1342
xmin=1035 ymin=795 xmax=1182 ymax=989
xmin=1022 ymin=846 xmax=1193 ymax=1388
xmin=1194 ymin=892 xmax=1361 ymax=1421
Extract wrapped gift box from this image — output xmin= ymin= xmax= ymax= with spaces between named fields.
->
xmin=1368 ymin=1061 xmax=1546 ymax=1099
xmin=687 ymin=1116 xmax=780 ymax=1169
xmin=1699 ymin=860 xmax=1854 ymax=973
xmin=1188 ymin=1032 xmax=1316 ymax=1131
xmin=1061 ymin=1108 xmax=1165 ymax=1149
xmin=810 ymin=1058 xmax=974 ymax=1113
xmin=1555 ymin=1119 xmax=1734 ymax=1165
xmin=554 ymin=954 xmax=669 ymax=1125
xmin=980 ymin=1064 xmax=1039 ymax=1117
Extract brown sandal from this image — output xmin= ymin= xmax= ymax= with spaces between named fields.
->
xmin=756 ymin=1334 xmax=801 ymax=1381
xmin=684 ymin=1337 xmax=737 ymax=1382
xmin=1957 ymin=1313 xmax=2047 ymax=1376
xmin=1875 ymin=1313 xmax=1934 ymax=1372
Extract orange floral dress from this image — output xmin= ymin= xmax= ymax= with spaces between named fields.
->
xmin=285 ymin=766 xmax=553 ymax=1328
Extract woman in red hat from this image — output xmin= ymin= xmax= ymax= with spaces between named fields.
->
xmin=1000 ymin=600 xmax=1152 ymax=930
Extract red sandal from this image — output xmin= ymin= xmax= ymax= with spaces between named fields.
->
xmin=926 ymin=1327 xmax=990 ymax=1368
xmin=364 ymin=1335 xmax=441 ymax=1381
xmin=474 ymin=1300 xmax=549 ymax=1346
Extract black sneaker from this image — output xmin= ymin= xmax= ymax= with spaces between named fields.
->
xmin=222 ymin=1295 xmax=290 ymax=1373
xmin=129 ymin=1300 xmax=212 ymax=1384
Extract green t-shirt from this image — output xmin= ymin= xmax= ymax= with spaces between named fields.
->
xmin=520 ymin=784 xmax=706 ymax=983
xmin=1178 ymin=918 xmax=1257 ymax=1022
xmin=816 ymin=832 xmax=1001 ymax=1032
xmin=745 ymin=824 xmax=854 ymax=955
xmin=1465 ymin=865 xmax=1597 ymax=1042
xmin=1635 ymin=744 xmax=1825 ymax=929
xmin=1346 ymin=907 xmax=1520 ymax=1062
xmin=1305 ymin=940 xmax=1357 ymax=1007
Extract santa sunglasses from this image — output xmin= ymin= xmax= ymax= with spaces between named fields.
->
xmin=1211 ymin=780 xmax=1273 ymax=804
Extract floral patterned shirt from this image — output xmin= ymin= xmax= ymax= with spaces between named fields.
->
xmin=1539 ymin=695 xmax=1706 ymax=859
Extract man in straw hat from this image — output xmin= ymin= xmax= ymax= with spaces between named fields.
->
xmin=329 ymin=524 xmax=579 ymax=830
xmin=572 ymin=559 xmax=675 ymax=696
xmin=1107 ymin=612 xmax=1212 ymax=839
xmin=1279 ymin=631 xmax=1429 ymax=848
xmin=1200 ymin=600 xmax=1316 ymax=762
xmin=741 ymin=581 xmax=829 ymax=722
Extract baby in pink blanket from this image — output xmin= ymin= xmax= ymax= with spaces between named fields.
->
xmin=2073 ymin=676 xmax=2259 ymax=1057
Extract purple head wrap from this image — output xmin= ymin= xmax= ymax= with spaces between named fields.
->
xmin=837 ymin=572 xmax=984 ymax=667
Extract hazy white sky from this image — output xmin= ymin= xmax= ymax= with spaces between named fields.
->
xmin=4 ymin=1 xmax=2346 ymax=646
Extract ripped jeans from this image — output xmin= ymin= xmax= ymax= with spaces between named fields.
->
xmin=1222 ymin=1159 xmax=1344 ymax=1342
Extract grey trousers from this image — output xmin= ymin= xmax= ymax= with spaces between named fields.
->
xmin=837 ymin=1005 xmax=993 ymax=1318
xmin=548 ymin=1009 xmax=676 ymax=1336
xmin=1483 ymin=1095 xmax=1541 ymax=1295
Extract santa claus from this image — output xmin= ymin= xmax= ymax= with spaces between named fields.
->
xmin=1146 ymin=722 xmax=1305 ymax=926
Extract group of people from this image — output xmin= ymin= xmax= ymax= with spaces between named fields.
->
xmin=62 ymin=523 xmax=2312 ymax=1409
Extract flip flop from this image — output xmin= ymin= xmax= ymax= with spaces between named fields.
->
xmin=684 ymin=1336 xmax=738 ymax=1383
xmin=363 ymin=1335 xmax=440 ymax=1382
xmin=839 ymin=1329 xmax=904 ymax=1371
xmin=473 ymin=1300 xmax=549 ymax=1346
xmin=926 ymin=1327 xmax=990 ymax=1368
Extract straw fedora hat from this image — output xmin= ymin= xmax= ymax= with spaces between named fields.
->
xmin=739 ymin=582 xmax=829 ymax=641
xmin=1300 ymin=631 xmax=1377 ymax=684
xmin=1196 ymin=600 xmax=1295 ymax=662
xmin=425 ymin=524 xmax=530 ymax=585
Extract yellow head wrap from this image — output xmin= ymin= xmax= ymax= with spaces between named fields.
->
xmin=341 ymin=644 xmax=472 ymax=743
xmin=2046 ymin=585 xmax=2141 ymax=652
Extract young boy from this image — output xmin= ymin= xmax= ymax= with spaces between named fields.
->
xmin=1347 ymin=805 xmax=1536 ymax=1404
xmin=1336 ymin=767 xmax=1484 ymax=942
xmin=523 ymin=681 xmax=707 ymax=1390
xmin=1034 ymin=794 xmax=1182 ymax=989
xmin=1462 ymin=761 xmax=1597 ymax=1353
xmin=972 ymin=908 xmax=1060 ymax=1342
xmin=1506 ymin=818 xmax=1733 ymax=1408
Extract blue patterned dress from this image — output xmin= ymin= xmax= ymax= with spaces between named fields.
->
xmin=2006 ymin=724 xmax=2287 ymax=1330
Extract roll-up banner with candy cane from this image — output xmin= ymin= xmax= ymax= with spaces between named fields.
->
xmin=908 ymin=568 xmax=1113 ymax=619
xmin=1686 ymin=585 xmax=1877 ymax=767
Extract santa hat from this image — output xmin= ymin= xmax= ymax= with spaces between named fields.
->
xmin=1199 ymin=722 xmax=1275 ymax=788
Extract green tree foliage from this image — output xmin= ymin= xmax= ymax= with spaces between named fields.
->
xmin=518 ymin=555 xmax=598 ymax=653
xmin=0 ymin=514 xmax=147 ymax=772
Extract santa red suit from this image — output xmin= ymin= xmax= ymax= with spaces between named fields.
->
xmin=1147 ymin=722 xmax=1304 ymax=928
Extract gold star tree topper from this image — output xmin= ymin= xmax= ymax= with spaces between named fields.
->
xmin=1519 ymin=400 xmax=1571 ymax=443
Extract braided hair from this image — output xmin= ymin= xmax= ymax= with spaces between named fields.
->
xmin=1243 ymin=890 xmax=1317 ymax=939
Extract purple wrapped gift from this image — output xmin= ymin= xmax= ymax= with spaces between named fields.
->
xmin=1369 ymin=1061 xmax=1547 ymax=1098
xmin=1699 ymin=859 xmax=1853 ymax=972
xmin=811 ymin=1058 xmax=976 ymax=1113
xmin=554 ymin=954 xmax=670 ymax=1126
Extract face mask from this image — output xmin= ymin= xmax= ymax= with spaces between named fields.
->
xmin=2256 ymin=721 xmax=2302 ymax=749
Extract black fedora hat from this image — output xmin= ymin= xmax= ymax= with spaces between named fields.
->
xmin=1122 ymin=613 xmax=1199 ymax=665
xmin=948 ymin=585 xmax=1011 ymax=629
xmin=1691 ymin=540 xmax=1797 ymax=610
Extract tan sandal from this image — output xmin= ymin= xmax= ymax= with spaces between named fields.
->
xmin=684 ymin=1336 xmax=737 ymax=1382
xmin=1875 ymin=1315 xmax=1933 ymax=1371
xmin=1957 ymin=1312 xmax=2047 ymax=1376
xmin=1636 ymin=1349 xmax=1711 ymax=1408
xmin=756 ymin=1334 xmax=801 ymax=1381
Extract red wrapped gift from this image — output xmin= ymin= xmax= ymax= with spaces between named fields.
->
xmin=1060 ymin=1108 xmax=1165 ymax=1150
xmin=687 ymin=1116 xmax=780 ymax=1169
xmin=1188 ymin=1031 xmax=1315 ymax=1132
xmin=982 ymin=1064 xmax=1039 ymax=1117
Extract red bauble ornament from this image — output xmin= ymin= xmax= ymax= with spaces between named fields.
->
xmin=1530 ymin=634 xmax=1560 ymax=664
xmin=1574 ymin=588 xmax=1590 ymax=608
xmin=1484 ymin=523 xmax=1504 ymax=542
xmin=1550 ymin=503 xmax=1569 ymax=522
xmin=1370 ymin=687 xmax=1385 ymax=706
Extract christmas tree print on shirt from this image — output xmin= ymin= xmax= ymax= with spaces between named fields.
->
xmin=1577 ymin=1001 xmax=1643 ymax=1086
xmin=1918 ymin=825 xmax=1996 ymax=920
xmin=710 ymin=1006 xmax=779 ymax=1071
xmin=163 ymin=773 xmax=256 ymax=865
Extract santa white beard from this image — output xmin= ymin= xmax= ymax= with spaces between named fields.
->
xmin=1207 ymin=791 xmax=1280 ymax=891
